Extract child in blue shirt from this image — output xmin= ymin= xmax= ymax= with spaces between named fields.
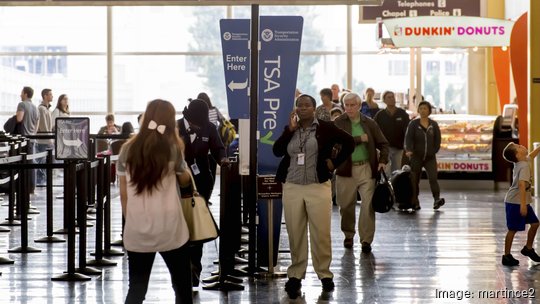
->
xmin=501 ymin=142 xmax=540 ymax=266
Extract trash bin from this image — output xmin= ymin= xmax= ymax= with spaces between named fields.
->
xmin=535 ymin=142 xmax=540 ymax=197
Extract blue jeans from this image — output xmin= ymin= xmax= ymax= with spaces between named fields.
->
xmin=35 ymin=143 xmax=53 ymax=185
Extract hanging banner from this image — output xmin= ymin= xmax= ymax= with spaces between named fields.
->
xmin=383 ymin=16 xmax=515 ymax=48
xmin=361 ymin=0 xmax=481 ymax=22
xmin=220 ymin=19 xmax=250 ymax=119
xmin=257 ymin=16 xmax=303 ymax=174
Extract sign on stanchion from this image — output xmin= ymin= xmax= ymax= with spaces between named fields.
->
xmin=55 ymin=117 xmax=90 ymax=161
xmin=256 ymin=175 xmax=286 ymax=278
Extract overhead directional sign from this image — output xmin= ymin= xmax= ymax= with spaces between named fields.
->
xmin=361 ymin=0 xmax=481 ymax=21
xmin=220 ymin=19 xmax=251 ymax=119
xmin=55 ymin=117 xmax=90 ymax=160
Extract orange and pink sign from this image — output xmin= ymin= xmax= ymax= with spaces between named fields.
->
xmin=384 ymin=16 xmax=514 ymax=48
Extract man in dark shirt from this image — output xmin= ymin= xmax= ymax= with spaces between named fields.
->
xmin=374 ymin=91 xmax=410 ymax=177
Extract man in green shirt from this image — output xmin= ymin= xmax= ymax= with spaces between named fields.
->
xmin=334 ymin=92 xmax=389 ymax=253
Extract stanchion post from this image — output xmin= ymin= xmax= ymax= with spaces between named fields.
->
xmin=102 ymin=155 xmax=123 ymax=256
xmin=35 ymin=149 xmax=65 ymax=243
xmin=202 ymin=162 xmax=245 ymax=291
xmin=2 ymin=142 xmax=21 ymax=226
xmin=75 ymin=162 xmax=101 ymax=275
xmin=87 ymin=157 xmax=117 ymax=267
xmin=8 ymin=153 xmax=41 ymax=253
xmin=51 ymin=161 xmax=91 ymax=281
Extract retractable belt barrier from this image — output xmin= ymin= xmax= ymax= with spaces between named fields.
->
xmin=0 ymin=133 xmax=121 ymax=281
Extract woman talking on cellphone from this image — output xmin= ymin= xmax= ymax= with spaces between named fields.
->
xmin=118 ymin=99 xmax=193 ymax=304
xmin=273 ymin=94 xmax=354 ymax=298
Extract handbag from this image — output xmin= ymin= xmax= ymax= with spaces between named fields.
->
xmin=372 ymin=168 xmax=396 ymax=213
xmin=178 ymin=172 xmax=219 ymax=244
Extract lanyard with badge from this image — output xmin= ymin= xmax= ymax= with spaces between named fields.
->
xmin=297 ymin=128 xmax=311 ymax=166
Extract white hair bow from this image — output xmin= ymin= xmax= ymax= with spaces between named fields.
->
xmin=148 ymin=120 xmax=166 ymax=134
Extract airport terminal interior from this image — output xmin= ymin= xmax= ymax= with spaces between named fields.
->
xmin=2 ymin=179 xmax=540 ymax=303
xmin=1 ymin=0 xmax=540 ymax=303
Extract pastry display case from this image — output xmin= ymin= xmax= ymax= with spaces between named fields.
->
xmin=431 ymin=114 xmax=497 ymax=172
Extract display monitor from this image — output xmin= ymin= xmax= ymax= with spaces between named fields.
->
xmin=501 ymin=104 xmax=517 ymax=129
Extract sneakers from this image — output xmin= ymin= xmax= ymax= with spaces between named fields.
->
xmin=521 ymin=246 xmax=540 ymax=262
xmin=501 ymin=254 xmax=519 ymax=266
xmin=433 ymin=198 xmax=445 ymax=210
xmin=343 ymin=238 xmax=353 ymax=249
xmin=361 ymin=242 xmax=372 ymax=253
xmin=285 ymin=277 xmax=301 ymax=299
xmin=321 ymin=278 xmax=335 ymax=292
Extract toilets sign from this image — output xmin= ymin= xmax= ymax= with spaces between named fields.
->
xmin=55 ymin=117 xmax=90 ymax=160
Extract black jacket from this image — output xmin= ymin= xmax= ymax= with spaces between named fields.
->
xmin=404 ymin=118 xmax=441 ymax=160
xmin=177 ymin=118 xmax=226 ymax=200
xmin=374 ymin=108 xmax=410 ymax=149
xmin=273 ymin=119 xmax=354 ymax=184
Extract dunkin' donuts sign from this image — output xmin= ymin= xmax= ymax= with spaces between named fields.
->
xmin=384 ymin=16 xmax=514 ymax=48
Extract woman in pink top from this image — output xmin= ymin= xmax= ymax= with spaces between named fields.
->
xmin=118 ymin=99 xmax=193 ymax=304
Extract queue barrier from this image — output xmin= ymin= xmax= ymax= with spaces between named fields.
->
xmin=0 ymin=133 xmax=121 ymax=281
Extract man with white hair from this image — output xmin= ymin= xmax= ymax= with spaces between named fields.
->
xmin=334 ymin=92 xmax=389 ymax=253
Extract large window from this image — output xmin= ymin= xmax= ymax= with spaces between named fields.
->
xmin=0 ymin=7 xmax=106 ymax=132
xmin=113 ymin=6 xmax=226 ymax=117
xmin=0 ymin=4 xmax=470 ymax=132
xmin=422 ymin=51 xmax=468 ymax=113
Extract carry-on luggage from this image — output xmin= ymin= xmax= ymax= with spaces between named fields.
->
xmin=391 ymin=166 xmax=414 ymax=210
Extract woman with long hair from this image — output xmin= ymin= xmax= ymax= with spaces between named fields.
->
xmin=118 ymin=99 xmax=193 ymax=303
xmin=51 ymin=94 xmax=70 ymax=130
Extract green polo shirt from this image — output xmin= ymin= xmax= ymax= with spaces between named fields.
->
xmin=351 ymin=119 xmax=369 ymax=162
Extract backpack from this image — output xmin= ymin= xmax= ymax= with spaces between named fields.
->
xmin=372 ymin=169 xmax=396 ymax=213
xmin=218 ymin=117 xmax=236 ymax=148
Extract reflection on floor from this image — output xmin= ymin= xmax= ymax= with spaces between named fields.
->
xmin=1 ymin=179 xmax=540 ymax=303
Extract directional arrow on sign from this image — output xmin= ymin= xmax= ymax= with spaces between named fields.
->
xmin=63 ymin=138 xmax=83 ymax=147
xmin=228 ymin=79 xmax=248 ymax=92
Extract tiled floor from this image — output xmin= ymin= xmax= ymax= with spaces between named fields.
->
xmin=1 ymin=178 xmax=540 ymax=303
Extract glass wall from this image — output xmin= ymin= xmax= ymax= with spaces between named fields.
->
xmin=0 ymin=4 xmax=470 ymax=132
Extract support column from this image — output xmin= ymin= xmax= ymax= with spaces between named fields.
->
xmin=530 ymin=1 xmax=540 ymax=148
xmin=107 ymin=6 xmax=114 ymax=114
xmin=346 ymin=5 xmax=353 ymax=90
xmin=486 ymin=0 xmax=505 ymax=115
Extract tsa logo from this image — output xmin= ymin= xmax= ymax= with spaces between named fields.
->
xmin=394 ymin=26 xmax=403 ymax=36
xmin=261 ymin=29 xmax=273 ymax=42
xmin=223 ymin=32 xmax=232 ymax=41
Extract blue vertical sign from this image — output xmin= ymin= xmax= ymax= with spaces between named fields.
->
xmin=257 ymin=16 xmax=304 ymax=174
xmin=220 ymin=19 xmax=251 ymax=119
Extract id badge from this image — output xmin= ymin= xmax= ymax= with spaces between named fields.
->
xmin=191 ymin=163 xmax=201 ymax=175
xmin=297 ymin=153 xmax=305 ymax=165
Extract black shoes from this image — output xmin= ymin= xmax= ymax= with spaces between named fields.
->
xmin=521 ymin=246 xmax=540 ymax=262
xmin=501 ymin=254 xmax=519 ymax=266
xmin=343 ymin=238 xmax=353 ymax=249
xmin=321 ymin=278 xmax=335 ymax=292
xmin=361 ymin=242 xmax=372 ymax=253
xmin=285 ymin=277 xmax=302 ymax=299
xmin=433 ymin=198 xmax=445 ymax=210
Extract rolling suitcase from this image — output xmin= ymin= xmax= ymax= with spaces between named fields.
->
xmin=390 ymin=167 xmax=414 ymax=210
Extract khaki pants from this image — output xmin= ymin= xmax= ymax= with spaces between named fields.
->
xmin=336 ymin=163 xmax=376 ymax=244
xmin=282 ymin=182 xmax=333 ymax=280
